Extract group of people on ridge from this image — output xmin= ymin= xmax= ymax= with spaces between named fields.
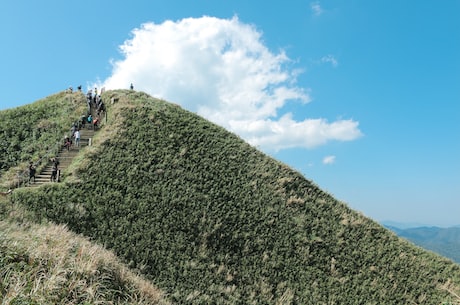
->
xmin=86 ymin=88 xmax=106 ymax=118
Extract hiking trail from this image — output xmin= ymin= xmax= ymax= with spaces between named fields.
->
xmin=30 ymin=128 xmax=95 ymax=187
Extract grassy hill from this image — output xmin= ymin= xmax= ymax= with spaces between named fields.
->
xmin=0 ymin=205 xmax=169 ymax=305
xmin=2 ymin=89 xmax=460 ymax=304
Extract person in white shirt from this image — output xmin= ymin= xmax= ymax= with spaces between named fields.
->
xmin=74 ymin=129 xmax=81 ymax=147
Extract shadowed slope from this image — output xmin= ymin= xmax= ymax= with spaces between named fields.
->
xmin=11 ymin=90 xmax=460 ymax=304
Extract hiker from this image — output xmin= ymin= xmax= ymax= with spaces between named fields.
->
xmin=29 ymin=162 xmax=36 ymax=183
xmin=77 ymin=85 xmax=82 ymax=92
xmin=86 ymin=98 xmax=91 ymax=113
xmin=70 ymin=123 xmax=77 ymax=137
xmin=64 ymin=136 xmax=72 ymax=151
xmin=74 ymin=129 xmax=81 ymax=147
xmin=97 ymin=101 xmax=105 ymax=116
xmin=96 ymin=98 xmax=105 ymax=115
xmin=87 ymin=114 xmax=93 ymax=129
xmin=93 ymin=116 xmax=99 ymax=129
xmin=80 ymin=115 xmax=87 ymax=128
xmin=50 ymin=158 xmax=59 ymax=182
xmin=130 ymin=83 xmax=134 ymax=90
xmin=92 ymin=88 xmax=98 ymax=105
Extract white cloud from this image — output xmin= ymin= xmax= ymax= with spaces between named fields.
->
xmin=311 ymin=2 xmax=323 ymax=16
xmin=100 ymin=16 xmax=362 ymax=152
xmin=231 ymin=114 xmax=362 ymax=151
xmin=323 ymin=155 xmax=336 ymax=165
xmin=321 ymin=55 xmax=338 ymax=67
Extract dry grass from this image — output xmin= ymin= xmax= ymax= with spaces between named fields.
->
xmin=0 ymin=217 xmax=170 ymax=305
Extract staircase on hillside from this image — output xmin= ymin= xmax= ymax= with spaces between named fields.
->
xmin=30 ymin=128 xmax=95 ymax=187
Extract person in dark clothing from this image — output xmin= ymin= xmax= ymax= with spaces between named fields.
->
xmin=71 ymin=123 xmax=77 ymax=137
xmin=81 ymin=115 xmax=86 ymax=127
xmin=50 ymin=158 xmax=59 ymax=182
xmin=29 ymin=162 xmax=36 ymax=183
xmin=64 ymin=136 xmax=72 ymax=151
xmin=97 ymin=100 xmax=105 ymax=116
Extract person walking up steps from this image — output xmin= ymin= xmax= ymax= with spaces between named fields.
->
xmin=74 ymin=129 xmax=81 ymax=147
xmin=50 ymin=157 xmax=59 ymax=182
xmin=28 ymin=162 xmax=36 ymax=184
xmin=64 ymin=136 xmax=72 ymax=151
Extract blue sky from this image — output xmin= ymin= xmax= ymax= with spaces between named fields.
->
xmin=1 ymin=1 xmax=459 ymax=227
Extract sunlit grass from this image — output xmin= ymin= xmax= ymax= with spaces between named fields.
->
xmin=0 ymin=200 xmax=169 ymax=305
xmin=2 ymin=89 xmax=460 ymax=304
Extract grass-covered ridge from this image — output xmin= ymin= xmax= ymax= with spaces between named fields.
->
xmin=5 ymin=89 xmax=460 ymax=304
xmin=0 ymin=201 xmax=170 ymax=304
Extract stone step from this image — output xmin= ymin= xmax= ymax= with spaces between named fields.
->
xmin=40 ymin=166 xmax=70 ymax=173
xmin=33 ymin=178 xmax=54 ymax=183
xmin=27 ymin=123 xmax=97 ymax=187
xmin=38 ymin=171 xmax=64 ymax=176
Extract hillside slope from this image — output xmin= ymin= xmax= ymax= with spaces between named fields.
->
xmin=9 ymin=90 xmax=460 ymax=304
xmin=0 ymin=92 xmax=170 ymax=304
xmin=0 ymin=211 xmax=170 ymax=305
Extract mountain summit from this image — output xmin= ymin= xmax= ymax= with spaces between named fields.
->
xmin=5 ymin=89 xmax=460 ymax=304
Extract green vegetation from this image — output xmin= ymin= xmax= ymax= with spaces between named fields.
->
xmin=0 ymin=207 xmax=169 ymax=305
xmin=0 ymin=92 xmax=169 ymax=304
xmin=2 ymin=89 xmax=460 ymax=304
xmin=0 ymin=91 xmax=87 ymax=189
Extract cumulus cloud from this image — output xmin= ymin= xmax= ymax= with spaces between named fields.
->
xmin=100 ymin=16 xmax=362 ymax=151
xmin=323 ymin=155 xmax=336 ymax=165
xmin=232 ymin=114 xmax=362 ymax=151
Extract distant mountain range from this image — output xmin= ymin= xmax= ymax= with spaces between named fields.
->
xmin=384 ymin=223 xmax=460 ymax=264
